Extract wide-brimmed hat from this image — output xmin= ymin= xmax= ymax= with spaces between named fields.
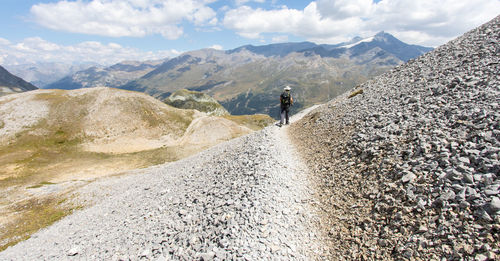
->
xmin=284 ymin=86 xmax=291 ymax=91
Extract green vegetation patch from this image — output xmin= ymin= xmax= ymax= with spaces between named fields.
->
xmin=0 ymin=89 xmax=207 ymax=251
xmin=27 ymin=181 xmax=56 ymax=189
xmin=224 ymin=114 xmax=274 ymax=131
xmin=165 ymin=89 xmax=229 ymax=116
xmin=348 ymin=88 xmax=364 ymax=98
xmin=121 ymin=96 xmax=195 ymax=135
xmin=0 ymin=196 xmax=75 ymax=252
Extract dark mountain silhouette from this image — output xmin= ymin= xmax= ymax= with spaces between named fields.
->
xmin=0 ymin=65 xmax=38 ymax=96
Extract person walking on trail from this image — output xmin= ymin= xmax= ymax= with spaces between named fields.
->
xmin=279 ymin=86 xmax=293 ymax=127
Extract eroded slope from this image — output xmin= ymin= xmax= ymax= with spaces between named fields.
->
xmin=291 ymin=15 xmax=499 ymax=260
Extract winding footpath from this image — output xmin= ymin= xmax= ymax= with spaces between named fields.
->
xmin=0 ymin=106 xmax=325 ymax=260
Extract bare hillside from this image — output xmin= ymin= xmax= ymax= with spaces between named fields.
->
xmin=0 ymin=87 xmax=270 ymax=250
xmin=291 ymin=15 xmax=499 ymax=259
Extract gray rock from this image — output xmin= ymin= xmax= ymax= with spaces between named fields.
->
xmin=490 ymin=197 xmax=500 ymax=212
xmin=485 ymin=189 xmax=499 ymax=196
xmin=463 ymin=173 xmax=475 ymax=184
xmin=475 ymin=254 xmax=488 ymax=261
xmin=67 ymin=246 xmax=80 ymax=256
xmin=401 ymin=171 xmax=417 ymax=183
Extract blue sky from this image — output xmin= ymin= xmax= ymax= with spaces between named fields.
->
xmin=1 ymin=0 xmax=499 ymax=66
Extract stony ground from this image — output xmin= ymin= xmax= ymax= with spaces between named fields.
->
xmin=291 ymin=15 xmax=499 ymax=260
xmin=0 ymin=107 xmax=326 ymax=260
xmin=1 ymin=14 xmax=499 ymax=261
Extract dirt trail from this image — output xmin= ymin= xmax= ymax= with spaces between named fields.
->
xmin=0 ymin=105 xmax=327 ymax=260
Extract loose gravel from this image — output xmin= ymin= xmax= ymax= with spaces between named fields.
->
xmin=0 ymin=108 xmax=325 ymax=260
xmin=291 ymin=15 xmax=499 ymax=260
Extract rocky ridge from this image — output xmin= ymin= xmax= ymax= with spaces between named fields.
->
xmin=164 ymin=89 xmax=230 ymax=116
xmin=44 ymin=60 xmax=162 ymax=90
xmin=291 ymin=15 xmax=499 ymax=259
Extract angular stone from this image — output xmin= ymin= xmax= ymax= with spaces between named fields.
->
xmin=445 ymin=168 xmax=463 ymax=181
xmin=417 ymin=225 xmax=428 ymax=233
xmin=475 ymin=209 xmax=493 ymax=222
xmin=458 ymin=157 xmax=471 ymax=164
xmin=67 ymin=246 xmax=80 ymax=256
xmin=475 ymin=254 xmax=488 ymax=261
xmin=463 ymin=173 xmax=474 ymax=184
xmin=200 ymin=252 xmax=216 ymax=261
xmin=401 ymin=172 xmax=417 ymax=183
xmin=490 ymin=197 xmax=500 ymax=212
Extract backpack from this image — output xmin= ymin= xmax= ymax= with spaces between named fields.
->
xmin=281 ymin=92 xmax=291 ymax=105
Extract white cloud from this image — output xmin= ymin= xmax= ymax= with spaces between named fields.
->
xmin=209 ymin=44 xmax=223 ymax=50
xmin=272 ymin=35 xmax=288 ymax=43
xmin=0 ymin=37 xmax=179 ymax=66
xmin=316 ymin=0 xmax=373 ymax=19
xmin=235 ymin=0 xmax=266 ymax=5
xmin=223 ymin=3 xmax=365 ymax=41
xmin=0 ymin=38 xmax=11 ymax=45
xmin=30 ymin=0 xmax=217 ymax=40
xmin=223 ymin=0 xmax=500 ymax=46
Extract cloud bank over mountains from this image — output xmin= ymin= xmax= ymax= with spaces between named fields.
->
xmin=224 ymin=0 xmax=500 ymax=46
xmin=30 ymin=0 xmax=499 ymax=47
xmin=0 ymin=37 xmax=179 ymax=66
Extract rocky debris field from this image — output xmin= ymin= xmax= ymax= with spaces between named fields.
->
xmin=292 ymin=16 xmax=499 ymax=259
xmin=0 ymin=115 xmax=325 ymax=260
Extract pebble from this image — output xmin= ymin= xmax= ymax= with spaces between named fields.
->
xmin=67 ymin=246 xmax=80 ymax=256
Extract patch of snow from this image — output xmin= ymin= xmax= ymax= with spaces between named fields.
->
xmin=342 ymin=36 xmax=375 ymax=49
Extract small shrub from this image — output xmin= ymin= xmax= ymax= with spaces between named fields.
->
xmin=27 ymin=181 xmax=56 ymax=189
xmin=348 ymin=89 xmax=364 ymax=98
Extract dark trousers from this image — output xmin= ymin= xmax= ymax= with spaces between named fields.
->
xmin=280 ymin=106 xmax=290 ymax=124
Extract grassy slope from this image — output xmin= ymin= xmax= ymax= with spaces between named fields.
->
xmin=0 ymin=89 xmax=194 ymax=187
xmin=0 ymin=87 xmax=272 ymax=251
xmin=0 ymin=89 xmax=197 ymax=250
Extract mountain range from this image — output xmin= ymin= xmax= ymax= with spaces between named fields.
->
xmin=44 ymin=60 xmax=163 ymax=90
xmin=2 ymin=32 xmax=432 ymax=118
xmin=5 ymin=62 xmax=96 ymax=88
xmin=115 ymin=32 xmax=434 ymax=116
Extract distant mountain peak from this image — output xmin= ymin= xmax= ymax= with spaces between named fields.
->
xmin=227 ymin=41 xmax=317 ymax=57
xmin=342 ymin=36 xmax=375 ymax=48
xmin=350 ymin=36 xmax=364 ymax=43
xmin=373 ymin=31 xmax=399 ymax=42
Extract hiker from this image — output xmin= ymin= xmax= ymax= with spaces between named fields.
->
xmin=279 ymin=86 xmax=293 ymax=126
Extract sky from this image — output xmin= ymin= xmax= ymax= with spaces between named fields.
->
xmin=0 ymin=0 xmax=499 ymax=66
